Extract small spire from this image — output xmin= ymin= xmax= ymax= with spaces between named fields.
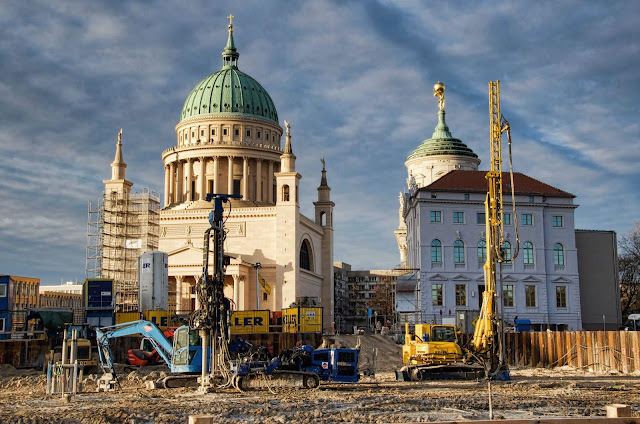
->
xmin=111 ymin=128 xmax=127 ymax=180
xmin=320 ymin=158 xmax=328 ymax=187
xmin=222 ymin=14 xmax=239 ymax=68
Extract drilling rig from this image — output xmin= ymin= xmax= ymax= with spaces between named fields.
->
xmin=398 ymin=81 xmax=519 ymax=381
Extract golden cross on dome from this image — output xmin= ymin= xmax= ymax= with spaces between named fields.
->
xmin=227 ymin=14 xmax=234 ymax=31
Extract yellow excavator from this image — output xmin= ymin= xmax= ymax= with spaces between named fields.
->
xmin=398 ymin=81 xmax=518 ymax=381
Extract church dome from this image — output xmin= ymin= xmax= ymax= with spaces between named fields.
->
xmin=407 ymin=109 xmax=478 ymax=160
xmin=179 ymin=24 xmax=279 ymax=125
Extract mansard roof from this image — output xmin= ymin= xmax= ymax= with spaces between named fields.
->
xmin=422 ymin=170 xmax=575 ymax=198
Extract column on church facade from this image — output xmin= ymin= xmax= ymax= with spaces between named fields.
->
xmin=242 ymin=157 xmax=249 ymax=200
xmin=268 ymin=161 xmax=274 ymax=204
xmin=232 ymin=274 xmax=241 ymax=311
xmin=186 ymin=158 xmax=192 ymax=202
xmin=169 ymin=162 xmax=175 ymax=204
xmin=227 ymin=156 xmax=234 ymax=194
xmin=256 ymin=159 xmax=262 ymax=202
xmin=164 ymin=165 xmax=170 ymax=206
xmin=175 ymin=275 xmax=183 ymax=314
xmin=176 ymin=160 xmax=184 ymax=203
xmin=192 ymin=275 xmax=200 ymax=310
xmin=212 ymin=156 xmax=219 ymax=194
xmin=199 ymin=157 xmax=206 ymax=200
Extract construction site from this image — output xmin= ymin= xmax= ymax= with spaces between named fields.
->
xmin=0 ymin=22 xmax=636 ymax=422
xmin=0 ymin=334 xmax=639 ymax=424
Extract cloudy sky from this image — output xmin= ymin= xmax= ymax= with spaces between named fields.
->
xmin=1 ymin=1 xmax=639 ymax=284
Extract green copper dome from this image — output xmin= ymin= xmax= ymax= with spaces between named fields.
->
xmin=180 ymin=27 xmax=279 ymax=125
xmin=408 ymin=110 xmax=478 ymax=160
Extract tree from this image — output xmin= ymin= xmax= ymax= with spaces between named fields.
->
xmin=619 ymin=222 xmax=640 ymax=318
xmin=370 ymin=276 xmax=396 ymax=316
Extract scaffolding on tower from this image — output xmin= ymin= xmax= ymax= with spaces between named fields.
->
xmin=86 ymin=187 xmax=160 ymax=312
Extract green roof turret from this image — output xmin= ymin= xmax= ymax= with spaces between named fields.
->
xmin=407 ymin=82 xmax=478 ymax=160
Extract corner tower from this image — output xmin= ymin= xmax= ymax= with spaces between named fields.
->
xmin=314 ymin=159 xmax=335 ymax=330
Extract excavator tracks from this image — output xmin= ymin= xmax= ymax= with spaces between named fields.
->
xmin=232 ymin=371 xmax=320 ymax=391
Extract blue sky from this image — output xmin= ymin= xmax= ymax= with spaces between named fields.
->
xmin=1 ymin=1 xmax=639 ymax=284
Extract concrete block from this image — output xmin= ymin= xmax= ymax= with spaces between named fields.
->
xmin=606 ymin=404 xmax=631 ymax=418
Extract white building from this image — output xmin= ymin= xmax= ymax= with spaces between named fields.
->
xmin=157 ymin=20 xmax=335 ymax=331
xmin=399 ymin=84 xmax=582 ymax=331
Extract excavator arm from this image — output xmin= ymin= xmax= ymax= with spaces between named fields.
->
xmin=95 ymin=320 xmax=175 ymax=374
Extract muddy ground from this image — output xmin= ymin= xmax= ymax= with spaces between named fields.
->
xmin=0 ymin=336 xmax=638 ymax=423
xmin=1 ymin=363 xmax=639 ymax=424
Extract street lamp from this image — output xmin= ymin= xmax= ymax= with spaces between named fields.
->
xmin=254 ymin=263 xmax=262 ymax=310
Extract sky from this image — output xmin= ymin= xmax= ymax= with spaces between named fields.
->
xmin=1 ymin=1 xmax=639 ymax=284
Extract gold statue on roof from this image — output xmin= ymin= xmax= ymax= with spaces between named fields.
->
xmin=434 ymin=81 xmax=445 ymax=111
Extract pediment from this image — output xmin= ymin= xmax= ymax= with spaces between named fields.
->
xmin=429 ymin=274 xmax=448 ymax=281
xmin=522 ymin=275 xmax=541 ymax=283
xmin=167 ymin=244 xmax=204 ymax=266
xmin=452 ymin=274 xmax=471 ymax=282
xmin=552 ymin=276 xmax=572 ymax=284
xmin=476 ymin=276 xmax=485 ymax=282
xmin=502 ymin=275 xmax=518 ymax=283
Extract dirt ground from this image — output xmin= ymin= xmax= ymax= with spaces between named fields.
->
xmin=1 ymin=336 xmax=639 ymax=424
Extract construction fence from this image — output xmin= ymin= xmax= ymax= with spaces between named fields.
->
xmin=501 ymin=331 xmax=640 ymax=373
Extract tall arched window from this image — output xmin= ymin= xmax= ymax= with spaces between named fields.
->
xmin=477 ymin=240 xmax=487 ymax=265
xmin=282 ymin=185 xmax=290 ymax=201
xmin=523 ymin=242 xmax=534 ymax=264
xmin=430 ymin=239 xmax=442 ymax=262
xmin=554 ymin=243 xmax=565 ymax=265
xmin=300 ymin=239 xmax=313 ymax=271
xmin=454 ymin=240 xmax=465 ymax=263
xmin=502 ymin=241 xmax=512 ymax=262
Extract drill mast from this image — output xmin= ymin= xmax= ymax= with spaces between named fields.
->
xmin=472 ymin=81 xmax=518 ymax=369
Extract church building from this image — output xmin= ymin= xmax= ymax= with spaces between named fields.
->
xmin=157 ymin=18 xmax=335 ymax=331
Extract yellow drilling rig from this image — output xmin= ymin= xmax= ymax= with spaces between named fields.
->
xmin=398 ymin=80 xmax=519 ymax=381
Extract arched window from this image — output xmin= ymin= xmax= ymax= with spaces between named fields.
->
xmin=282 ymin=185 xmax=290 ymax=201
xmin=523 ymin=242 xmax=534 ymax=264
xmin=430 ymin=239 xmax=442 ymax=262
xmin=477 ymin=240 xmax=487 ymax=264
xmin=320 ymin=211 xmax=326 ymax=226
xmin=454 ymin=240 xmax=465 ymax=263
xmin=300 ymin=239 xmax=313 ymax=271
xmin=554 ymin=243 xmax=565 ymax=265
xmin=502 ymin=241 xmax=512 ymax=262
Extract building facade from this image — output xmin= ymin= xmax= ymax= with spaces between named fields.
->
xmin=575 ymin=230 xmax=621 ymax=330
xmin=0 ymin=275 xmax=40 ymax=339
xmin=157 ymin=20 xmax=335 ymax=331
xmin=400 ymin=84 xmax=582 ymax=331
xmin=334 ymin=262 xmax=399 ymax=333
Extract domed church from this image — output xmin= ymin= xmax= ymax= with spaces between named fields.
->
xmin=158 ymin=17 xmax=334 ymax=331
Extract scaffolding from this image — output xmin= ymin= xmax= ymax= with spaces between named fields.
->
xmin=86 ymin=187 xmax=160 ymax=312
